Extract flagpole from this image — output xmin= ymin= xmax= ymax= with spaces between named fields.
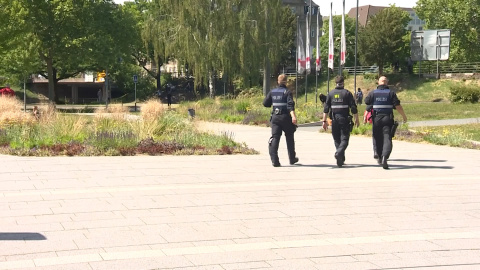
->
xmin=315 ymin=9 xmax=318 ymax=108
xmin=327 ymin=2 xmax=333 ymax=93
xmin=354 ymin=0 xmax=359 ymax=97
xmin=296 ymin=16 xmax=299 ymax=105
xmin=339 ymin=0 xmax=345 ymax=76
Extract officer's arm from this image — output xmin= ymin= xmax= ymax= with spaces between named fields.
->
xmin=348 ymin=92 xmax=360 ymax=127
xmin=395 ymin=105 xmax=407 ymax=123
xmin=322 ymin=95 xmax=331 ymax=130
xmin=364 ymin=92 xmax=373 ymax=105
xmin=263 ymin=92 xmax=272 ymax=107
xmin=287 ymin=91 xmax=297 ymax=125
xmin=392 ymin=92 xmax=407 ymax=122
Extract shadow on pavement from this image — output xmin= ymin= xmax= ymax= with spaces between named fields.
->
xmin=387 ymin=164 xmax=454 ymax=170
xmin=0 ymin=233 xmax=47 ymax=241
xmin=389 ymin=159 xmax=448 ymax=162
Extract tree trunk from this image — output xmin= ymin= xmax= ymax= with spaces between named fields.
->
xmin=46 ymin=58 xmax=56 ymax=102
xmin=208 ymin=72 xmax=214 ymax=98
xmin=156 ymin=70 xmax=161 ymax=91
xmin=263 ymin=57 xmax=270 ymax=96
xmin=52 ymin=69 xmax=60 ymax=104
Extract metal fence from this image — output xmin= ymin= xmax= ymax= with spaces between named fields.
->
xmin=282 ymin=62 xmax=480 ymax=77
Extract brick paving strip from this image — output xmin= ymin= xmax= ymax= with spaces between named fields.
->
xmin=1 ymin=121 xmax=480 ymax=269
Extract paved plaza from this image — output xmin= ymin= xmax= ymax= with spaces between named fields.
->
xmin=1 ymin=122 xmax=480 ymax=270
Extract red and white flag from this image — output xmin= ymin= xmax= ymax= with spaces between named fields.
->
xmin=305 ymin=6 xmax=311 ymax=74
xmin=316 ymin=9 xmax=321 ymax=71
xmin=297 ymin=22 xmax=306 ymax=74
xmin=328 ymin=3 xmax=334 ymax=70
xmin=340 ymin=0 xmax=346 ymax=65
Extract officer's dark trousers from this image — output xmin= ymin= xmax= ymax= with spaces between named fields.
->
xmin=372 ymin=114 xmax=394 ymax=159
xmin=269 ymin=114 xmax=296 ymax=164
xmin=331 ymin=114 xmax=350 ymax=159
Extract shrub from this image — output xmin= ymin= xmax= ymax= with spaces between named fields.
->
xmin=363 ymin=73 xmax=378 ymax=82
xmin=0 ymin=96 xmax=34 ymax=125
xmin=450 ymin=85 xmax=480 ymax=103
xmin=141 ymin=99 xmax=164 ymax=121
xmin=235 ymin=100 xmax=250 ymax=114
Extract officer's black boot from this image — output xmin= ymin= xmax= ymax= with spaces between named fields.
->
xmin=289 ymin=157 xmax=299 ymax=165
xmin=335 ymin=153 xmax=344 ymax=167
xmin=381 ymin=156 xmax=389 ymax=169
xmin=269 ymin=136 xmax=281 ymax=167
xmin=377 ymin=156 xmax=382 ymax=165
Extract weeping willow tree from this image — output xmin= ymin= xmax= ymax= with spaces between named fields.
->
xmin=143 ymin=0 xmax=285 ymax=97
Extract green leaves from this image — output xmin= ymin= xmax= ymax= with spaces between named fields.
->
xmin=358 ymin=6 xmax=410 ymax=74
xmin=416 ymin=0 xmax=480 ymax=62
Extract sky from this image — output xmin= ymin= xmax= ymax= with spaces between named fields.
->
xmin=312 ymin=0 xmax=418 ymax=16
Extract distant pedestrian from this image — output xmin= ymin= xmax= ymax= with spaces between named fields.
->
xmin=97 ymin=89 xmax=102 ymax=102
xmin=356 ymin=88 xmax=363 ymax=105
xmin=167 ymin=83 xmax=173 ymax=107
xmin=32 ymin=106 xmax=40 ymax=120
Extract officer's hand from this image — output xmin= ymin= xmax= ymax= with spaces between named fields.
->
xmin=322 ymin=121 xmax=328 ymax=131
xmin=292 ymin=117 xmax=297 ymax=125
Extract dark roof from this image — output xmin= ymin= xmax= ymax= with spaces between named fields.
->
xmin=347 ymin=5 xmax=414 ymax=26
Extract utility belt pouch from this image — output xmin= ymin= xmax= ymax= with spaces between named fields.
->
xmin=274 ymin=108 xmax=281 ymax=115
xmin=391 ymin=121 xmax=399 ymax=137
xmin=348 ymin=115 xmax=354 ymax=133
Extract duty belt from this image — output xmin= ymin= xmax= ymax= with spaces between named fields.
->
xmin=373 ymin=105 xmax=393 ymax=109
xmin=331 ymin=105 xmax=349 ymax=108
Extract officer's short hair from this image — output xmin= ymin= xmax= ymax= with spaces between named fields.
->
xmin=335 ymin=76 xmax=344 ymax=84
xmin=278 ymin=74 xmax=287 ymax=84
xmin=379 ymin=76 xmax=388 ymax=85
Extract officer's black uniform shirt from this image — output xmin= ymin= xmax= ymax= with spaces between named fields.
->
xmin=263 ymin=84 xmax=295 ymax=113
xmin=323 ymin=86 xmax=358 ymax=116
xmin=364 ymin=85 xmax=401 ymax=111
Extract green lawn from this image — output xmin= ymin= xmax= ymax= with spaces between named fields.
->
xmin=411 ymin=124 xmax=480 ymax=142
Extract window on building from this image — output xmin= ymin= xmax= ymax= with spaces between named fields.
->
xmin=311 ymin=29 xmax=315 ymax=37
xmin=408 ymin=26 xmax=412 ymax=31
xmin=419 ymin=26 xmax=423 ymax=31
xmin=291 ymin=7 xmax=296 ymax=14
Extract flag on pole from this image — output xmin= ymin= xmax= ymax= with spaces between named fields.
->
xmin=316 ymin=9 xmax=321 ymax=71
xmin=297 ymin=22 xmax=306 ymax=74
xmin=340 ymin=0 xmax=346 ymax=65
xmin=305 ymin=6 xmax=311 ymax=74
xmin=328 ymin=3 xmax=334 ymax=70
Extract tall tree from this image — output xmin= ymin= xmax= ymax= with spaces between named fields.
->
xmin=145 ymin=0 xmax=285 ymax=97
xmin=415 ymin=0 xmax=480 ymax=62
xmin=357 ymin=6 xmax=410 ymax=75
xmin=0 ymin=0 xmax=136 ymax=103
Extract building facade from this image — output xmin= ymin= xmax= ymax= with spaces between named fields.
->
xmin=347 ymin=5 xmax=425 ymax=31
xmin=283 ymin=0 xmax=322 ymax=50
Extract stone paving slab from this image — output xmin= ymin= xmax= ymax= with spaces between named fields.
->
xmin=0 ymin=121 xmax=479 ymax=269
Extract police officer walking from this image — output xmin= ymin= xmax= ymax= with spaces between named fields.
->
xmin=364 ymin=76 xmax=407 ymax=169
xmin=263 ymin=74 xmax=299 ymax=167
xmin=322 ymin=76 xmax=359 ymax=167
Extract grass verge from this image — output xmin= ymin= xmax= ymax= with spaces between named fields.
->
xmin=0 ymin=97 xmax=257 ymax=156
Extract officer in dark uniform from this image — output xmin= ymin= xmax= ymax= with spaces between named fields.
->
xmin=263 ymin=74 xmax=298 ymax=167
xmin=322 ymin=76 xmax=359 ymax=167
xmin=364 ymin=76 xmax=407 ymax=169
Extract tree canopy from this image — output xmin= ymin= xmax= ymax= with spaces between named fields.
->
xmin=0 ymin=0 xmax=137 ymax=102
xmin=358 ymin=6 xmax=410 ymax=75
xmin=415 ymin=0 xmax=480 ymax=62
xmin=143 ymin=0 xmax=288 ymax=96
